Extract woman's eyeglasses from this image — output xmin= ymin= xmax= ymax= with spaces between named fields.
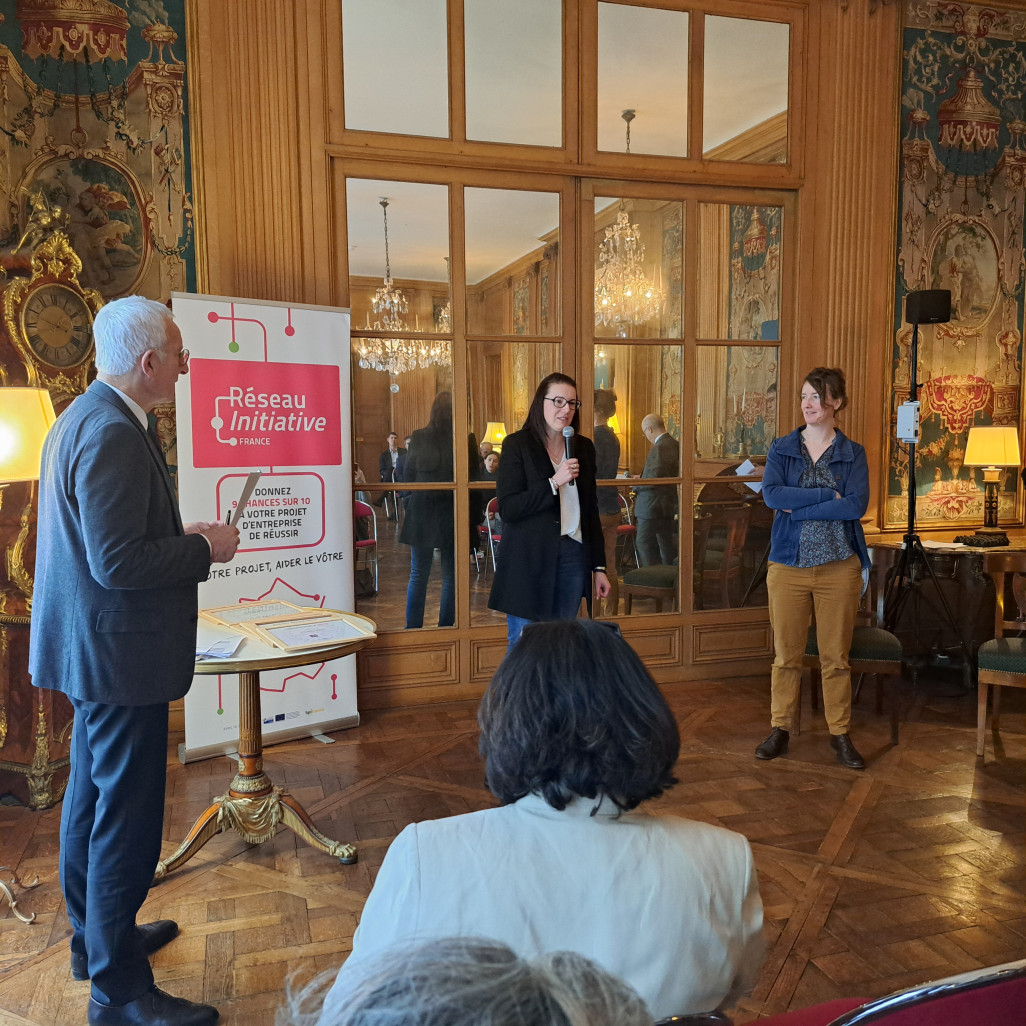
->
xmin=545 ymin=396 xmax=582 ymax=410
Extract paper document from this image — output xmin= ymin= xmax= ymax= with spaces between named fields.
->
xmin=196 ymin=635 xmax=245 ymax=660
xmin=734 ymin=459 xmax=763 ymax=493
xmin=228 ymin=471 xmax=262 ymax=527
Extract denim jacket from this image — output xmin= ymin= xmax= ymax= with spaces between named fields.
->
xmin=762 ymin=426 xmax=870 ymax=572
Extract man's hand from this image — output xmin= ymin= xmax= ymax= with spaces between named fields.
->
xmin=187 ymin=522 xmax=241 ymax=563
xmin=594 ymin=571 xmax=611 ymax=598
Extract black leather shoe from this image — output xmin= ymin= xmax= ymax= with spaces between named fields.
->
xmin=755 ymin=727 xmax=789 ymax=760
xmin=88 ymin=987 xmax=218 ymax=1026
xmin=72 ymin=920 xmax=179 ymax=981
xmin=830 ymin=732 xmax=866 ymax=770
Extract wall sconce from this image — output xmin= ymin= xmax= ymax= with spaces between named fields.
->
xmin=961 ymin=426 xmax=1022 ymax=547
xmin=0 ymin=387 xmax=56 ymax=490
xmin=483 ymin=421 xmax=507 ymax=452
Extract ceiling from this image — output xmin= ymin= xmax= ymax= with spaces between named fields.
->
xmin=344 ymin=0 xmax=789 ymax=285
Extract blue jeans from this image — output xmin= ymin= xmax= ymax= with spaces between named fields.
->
xmin=506 ymin=536 xmax=588 ymax=649
xmin=406 ymin=544 xmax=455 ymax=628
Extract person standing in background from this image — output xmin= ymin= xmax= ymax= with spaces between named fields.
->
xmin=377 ymin=431 xmax=406 ymax=518
xmin=593 ymin=388 xmax=621 ymax=616
xmin=30 ymin=296 xmax=240 ymax=1026
xmin=400 ymin=393 xmax=456 ymax=629
xmin=634 ymin=413 xmax=679 ymax=567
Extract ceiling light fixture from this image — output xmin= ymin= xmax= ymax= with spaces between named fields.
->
xmin=357 ymin=198 xmax=451 ymax=376
xmin=594 ymin=110 xmax=665 ymax=334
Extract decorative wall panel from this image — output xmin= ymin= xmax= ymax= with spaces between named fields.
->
xmin=0 ymin=1 xmax=195 ymax=300
xmin=889 ymin=2 xmax=1025 ymax=528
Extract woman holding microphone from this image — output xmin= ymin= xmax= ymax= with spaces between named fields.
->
xmin=488 ymin=373 xmax=610 ymax=648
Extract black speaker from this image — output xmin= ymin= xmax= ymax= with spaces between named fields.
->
xmin=905 ymin=289 xmax=951 ymax=324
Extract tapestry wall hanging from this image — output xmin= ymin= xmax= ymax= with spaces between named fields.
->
xmin=890 ymin=2 xmax=1025 ymax=528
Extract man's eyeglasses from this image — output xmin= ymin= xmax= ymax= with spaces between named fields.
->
xmin=178 ymin=348 xmax=190 ymax=364
xmin=545 ymin=396 xmax=582 ymax=410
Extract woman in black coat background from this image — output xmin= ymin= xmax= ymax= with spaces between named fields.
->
xmin=488 ymin=373 xmax=610 ymax=648
xmin=400 ymin=392 xmax=455 ymax=629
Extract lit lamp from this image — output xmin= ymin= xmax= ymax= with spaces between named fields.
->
xmin=607 ymin=412 xmax=622 ymax=436
xmin=482 ymin=421 xmax=507 ymax=453
xmin=0 ymin=387 xmax=56 ymax=489
xmin=960 ymin=426 xmax=1022 ymax=547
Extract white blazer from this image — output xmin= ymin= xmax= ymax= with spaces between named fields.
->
xmin=320 ymin=793 xmax=764 ymax=1021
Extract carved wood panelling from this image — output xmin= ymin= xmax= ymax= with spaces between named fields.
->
xmin=797 ymin=2 xmax=902 ymax=517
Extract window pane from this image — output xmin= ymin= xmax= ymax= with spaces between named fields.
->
xmin=692 ymin=494 xmax=771 ymax=611
xmin=465 ymin=0 xmax=562 ymax=146
xmin=354 ymin=488 xmax=461 ymax=632
xmin=342 ymin=0 xmax=449 ymax=137
xmin=592 ymin=343 xmax=681 ymax=616
xmin=597 ymin=3 xmax=688 ymax=157
xmin=703 ymin=16 xmax=789 ymax=162
xmin=697 ymin=203 xmax=782 ymax=341
xmin=694 ymin=345 xmax=778 ymax=463
xmin=468 ymin=340 xmax=561 ymax=626
xmin=346 ymin=178 xmax=451 ymax=340
xmin=465 ymin=188 xmax=560 ymax=336
xmin=691 ymin=344 xmax=775 ymax=611
xmin=595 ymin=197 xmax=683 ymax=339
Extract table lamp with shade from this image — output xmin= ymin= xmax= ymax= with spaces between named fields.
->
xmin=482 ymin=420 xmax=507 ymax=453
xmin=959 ymin=426 xmax=1022 ymax=547
xmin=0 ymin=387 xmax=57 ymax=490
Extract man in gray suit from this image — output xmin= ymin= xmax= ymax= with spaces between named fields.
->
xmin=634 ymin=413 xmax=680 ymax=567
xmin=30 ymin=297 xmax=239 ymax=1026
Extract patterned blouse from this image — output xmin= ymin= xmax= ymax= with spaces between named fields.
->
xmin=796 ymin=437 xmax=855 ymax=567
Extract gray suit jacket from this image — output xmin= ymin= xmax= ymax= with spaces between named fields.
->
xmin=633 ymin=432 xmax=680 ymax=520
xmin=29 ymin=381 xmax=212 ymax=705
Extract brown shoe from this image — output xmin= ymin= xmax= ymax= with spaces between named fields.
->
xmin=830 ymin=732 xmax=865 ymax=770
xmin=755 ymin=728 xmax=789 ymax=760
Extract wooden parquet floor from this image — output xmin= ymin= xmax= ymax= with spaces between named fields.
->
xmin=1 ymin=672 xmax=1023 ymax=1025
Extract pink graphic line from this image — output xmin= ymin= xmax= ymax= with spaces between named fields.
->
xmin=262 ymin=659 xmax=330 ymax=694
xmin=241 ymin=578 xmax=325 ymax=605
xmin=285 ymin=308 xmax=296 ymax=337
xmin=206 ymin=302 xmax=270 ymax=360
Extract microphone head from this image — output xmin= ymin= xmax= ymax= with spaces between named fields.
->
xmin=562 ymin=426 xmax=575 ymax=438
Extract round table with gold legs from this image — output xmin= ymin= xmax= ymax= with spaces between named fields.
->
xmin=154 ymin=611 xmax=376 ymax=881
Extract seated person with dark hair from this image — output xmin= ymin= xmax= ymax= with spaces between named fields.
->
xmin=297 ymin=936 xmax=651 ymax=1026
xmin=318 ymin=619 xmax=763 ymax=1021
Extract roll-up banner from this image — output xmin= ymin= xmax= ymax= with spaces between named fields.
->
xmin=172 ymin=293 xmax=357 ymax=763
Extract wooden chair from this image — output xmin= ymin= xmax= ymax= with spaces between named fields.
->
xmin=976 ymin=550 xmax=1026 ymax=758
xmin=481 ymin=496 xmax=501 ymax=573
xmin=615 ymin=491 xmax=639 ymax=571
xmin=691 ymin=514 xmax=712 ymax=610
xmin=353 ymin=499 xmax=378 ymax=593
xmin=621 ymin=564 xmax=677 ymax=613
xmin=697 ymin=504 xmax=750 ymax=609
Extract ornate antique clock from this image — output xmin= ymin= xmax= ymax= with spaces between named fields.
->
xmin=0 ymin=230 xmax=103 ymax=808
xmin=2 ymin=233 xmax=103 ymax=407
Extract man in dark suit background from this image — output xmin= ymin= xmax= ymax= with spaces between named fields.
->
xmin=634 ymin=413 xmax=680 ymax=567
xmin=30 ymin=297 xmax=239 ymax=1026
xmin=377 ymin=431 xmax=406 ymax=519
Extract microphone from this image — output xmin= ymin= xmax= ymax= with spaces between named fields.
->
xmin=562 ymin=426 xmax=576 ymax=487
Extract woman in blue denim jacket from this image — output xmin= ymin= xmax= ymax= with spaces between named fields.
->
xmin=755 ymin=368 xmax=871 ymax=770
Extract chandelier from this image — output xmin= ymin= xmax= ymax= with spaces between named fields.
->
xmin=356 ymin=198 xmax=451 ymax=375
xmin=594 ymin=110 xmax=665 ymax=331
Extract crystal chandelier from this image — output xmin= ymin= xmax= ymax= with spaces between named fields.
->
xmin=356 ymin=198 xmax=451 ymax=375
xmin=594 ymin=110 xmax=664 ymax=331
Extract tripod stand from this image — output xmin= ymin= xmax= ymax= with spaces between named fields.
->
xmin=883 ymin=297 xmax=972 ymax=688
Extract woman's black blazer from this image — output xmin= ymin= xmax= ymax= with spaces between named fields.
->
xmin=487 ymin=427 xmax=604 ymax=621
